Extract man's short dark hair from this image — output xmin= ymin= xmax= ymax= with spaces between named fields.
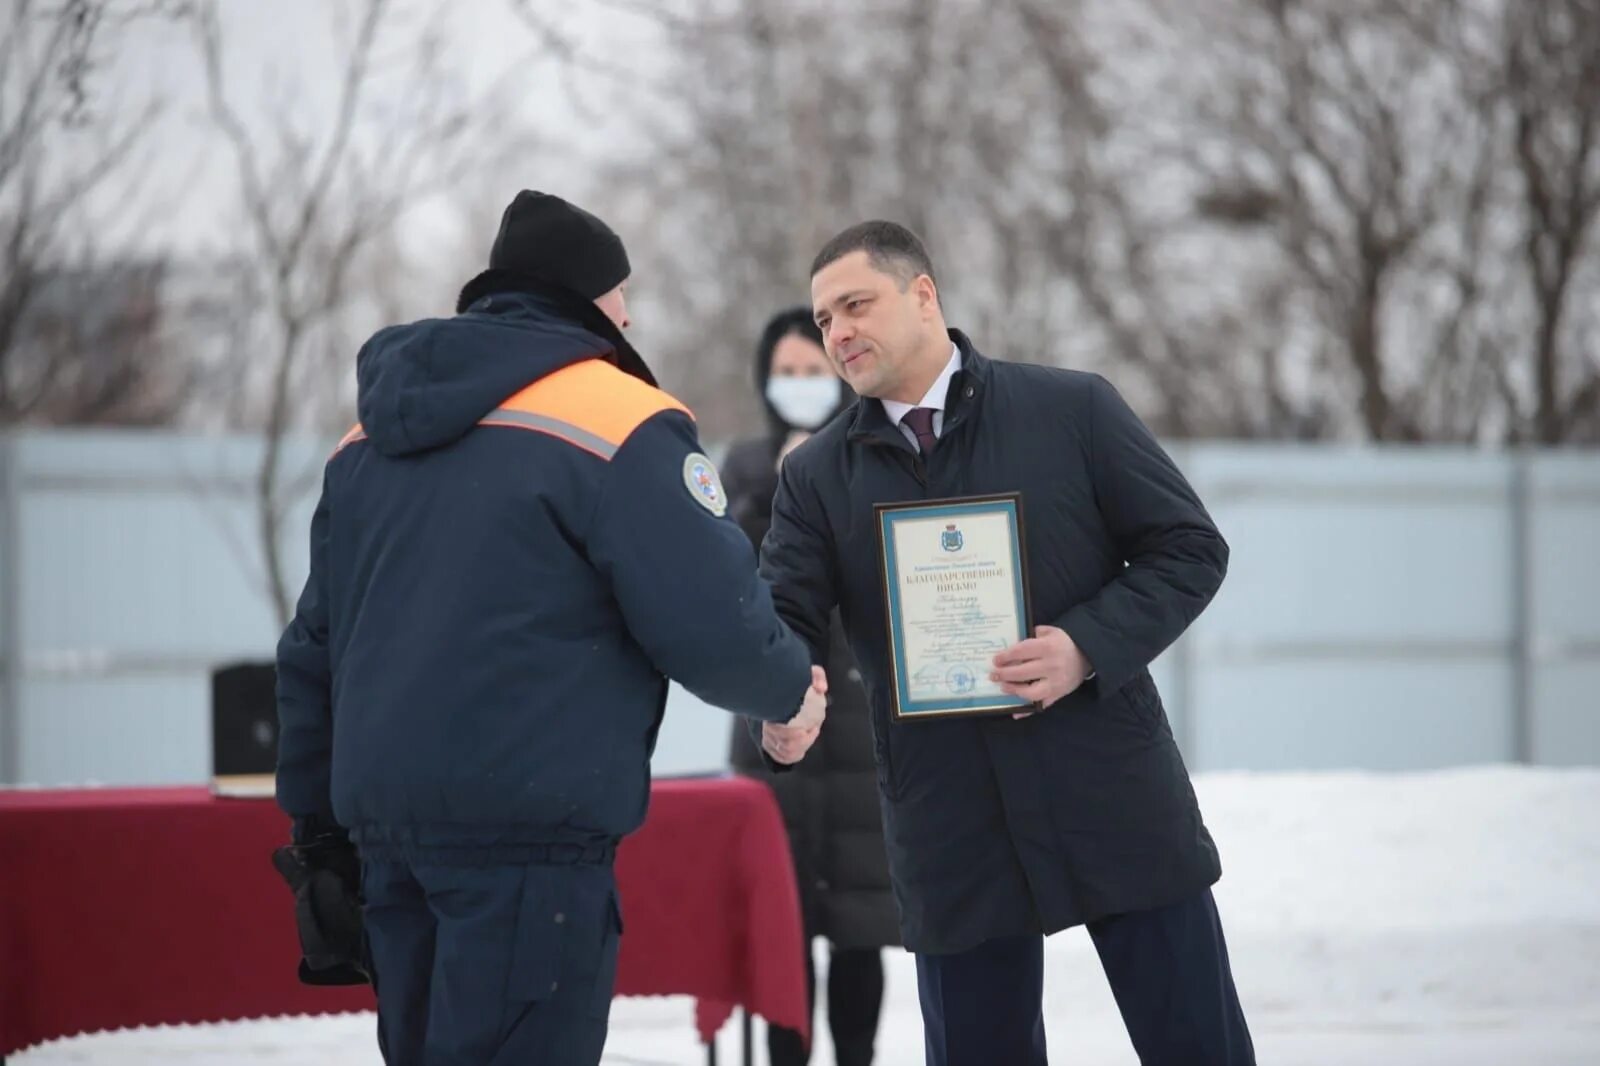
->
xmin=810 ymin=220 xmax=937 ymax=291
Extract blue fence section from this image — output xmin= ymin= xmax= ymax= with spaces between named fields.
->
xmin=1 ymin=430 xmax=1595 ymax=785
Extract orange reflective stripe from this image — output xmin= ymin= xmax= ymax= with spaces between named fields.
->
xmin=331 ymin=423 xmax=366 ymax=457
xmin=479 ymin=410 xmax=620 ymax=460
xmin=487 ymin=359 xmax=692 ymax=455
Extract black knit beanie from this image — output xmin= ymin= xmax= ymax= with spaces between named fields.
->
xmin=487 ymin=190 xmax=630 ymax=299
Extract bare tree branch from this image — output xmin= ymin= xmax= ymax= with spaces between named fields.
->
xmin=0 ymin=0 xmax=175 ymax=425
xmin=611 ymin=0 xmax=1600 ymax=445
xmin=189 ymin=0 xmax=584 ymax=623
xmin=1504 ymin=0 xmax=1600 ymax=442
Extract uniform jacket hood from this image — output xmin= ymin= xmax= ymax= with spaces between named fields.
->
xmin=355 ymin=288 xmax=631 ymax=458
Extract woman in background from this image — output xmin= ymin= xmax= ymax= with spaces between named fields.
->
xmin=724 ymin=307 xmax=899 ymax=1066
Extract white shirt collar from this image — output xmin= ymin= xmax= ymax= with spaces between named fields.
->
xmin=882 ymin=343 xmax=963 ymax=426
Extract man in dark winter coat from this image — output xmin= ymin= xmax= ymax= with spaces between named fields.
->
xmin=273 ymin=190 xmax=827 ymax=1066
xmin=759 ymin=221 xmax=1254 ymax=1066
xmin=724 ymin=307 xmax=900 ymax=1066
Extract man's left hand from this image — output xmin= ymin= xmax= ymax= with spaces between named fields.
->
xmin=272 ymin=835 xmax=370 ymax=986
xmin=991 ymin=625 xmax=1093 ymax=718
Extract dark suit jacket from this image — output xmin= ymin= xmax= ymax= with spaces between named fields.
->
xmin=760 ymin=329 xmax=1227 ymax=953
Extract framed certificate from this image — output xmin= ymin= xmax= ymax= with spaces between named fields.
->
xmin=874 ymin=493 xmax=1035 ymax=720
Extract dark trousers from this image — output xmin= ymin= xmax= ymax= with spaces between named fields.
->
xmin=915 ymin=888 xmax=1254 ymax=1066
xmin=361 ymin=858 xmax=622 ymax=1066
xmin=767 ymin=942 xmax=886 ymax=1066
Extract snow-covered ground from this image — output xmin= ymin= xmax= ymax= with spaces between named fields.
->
xmin=17 ymin=766 xmax=1600 ymax=1065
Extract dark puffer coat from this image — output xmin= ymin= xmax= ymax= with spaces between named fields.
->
xmin=724 ymin=326 xmax=900 ymax=951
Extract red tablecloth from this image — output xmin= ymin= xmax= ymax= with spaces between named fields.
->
xmin=0 ymin=775 xmax=807 ymax=1056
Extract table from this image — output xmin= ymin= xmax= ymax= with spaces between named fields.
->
xmin=0 ymin=775 xmax=808 ymax=1062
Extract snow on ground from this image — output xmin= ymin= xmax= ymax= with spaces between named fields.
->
xmin=17 ymin=766 xmax=1600 ymax=1065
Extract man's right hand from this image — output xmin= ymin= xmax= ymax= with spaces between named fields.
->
xmin=763 ymin=665 xmax=828 ymax=764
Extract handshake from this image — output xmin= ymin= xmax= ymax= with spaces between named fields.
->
xmin=761 ymin=665 xmax=829 ymax=765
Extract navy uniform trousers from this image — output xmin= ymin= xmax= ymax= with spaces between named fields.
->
xmin=360 ymin=849 xmax=623 ymax=1066
xmin=915 ymin=888 xmax=1254 ymax=1066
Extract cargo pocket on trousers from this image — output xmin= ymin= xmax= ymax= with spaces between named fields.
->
xmin=507 ymin=866 xmax=621 ymax=1022
xmin=507 ymin=866 xmax=566 ymax=1007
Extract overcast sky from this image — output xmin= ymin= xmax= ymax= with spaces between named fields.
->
xmin=71 ymin=1 xmax=670 ymax=263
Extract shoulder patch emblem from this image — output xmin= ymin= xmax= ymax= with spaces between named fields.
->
xmin=683 ymin=452 xmax=728 ymax=517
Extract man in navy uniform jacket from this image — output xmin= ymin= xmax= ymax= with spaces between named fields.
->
xmin=273 ymin=191 xmax=827 ymax=1066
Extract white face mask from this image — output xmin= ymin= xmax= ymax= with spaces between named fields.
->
xmin=766 ymin=375 xmax=841 ymax=430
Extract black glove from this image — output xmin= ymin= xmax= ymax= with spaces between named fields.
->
xmin=271 ymin=832 xmax=371 ymax=986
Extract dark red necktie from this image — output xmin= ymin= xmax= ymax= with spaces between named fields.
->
xmin=901 ymin=406 xmax=939 ymax=456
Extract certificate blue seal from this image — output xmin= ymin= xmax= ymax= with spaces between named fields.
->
xmin=945 ymin=665 xmax=977 ymax=695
